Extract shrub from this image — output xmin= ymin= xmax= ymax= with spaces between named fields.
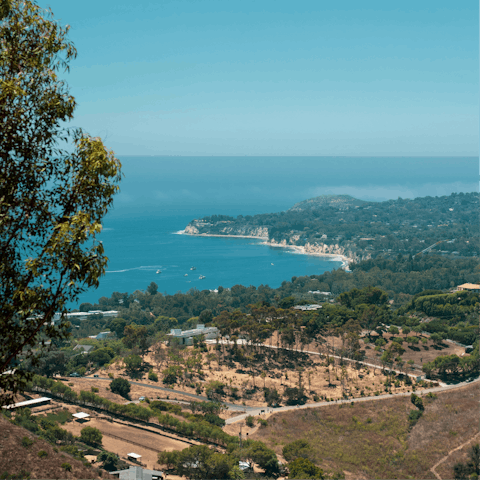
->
xmin=148 ymin=369 xmax=158 ymax=382
xmin=108 ymin=372 xmax=114 ymax=379
xmin=288 ymin=458 xmax=325 ymax=479
xmin=410 ymin=393 xmax=424 ymax=411
xmin=257 ymin=418 xmax=268 ymax=427
xmin=61 ymin=463 xmax=72 ymax=472
xmin=283 ymin=439 xmax=313 ymax=462
xmin=80 ymin=426 xmax=103 ymax=446
xmin=37 ymin=450 xmax=48 ymax=458
xmin=110 ymin=377 xmax=131 ymax=398
xmin=245 ymin=415 xmax=255 ymax=427
xmin=408 ymin=409 xmax=423 ymax=428
xmin=91 ymin=386 xmax=99 ymax=393
xmin=21 ymin=436 xmax=34 ymax=448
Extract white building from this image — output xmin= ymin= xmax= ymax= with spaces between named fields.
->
xmin=168 ymin=324 xmax=219 ymax=346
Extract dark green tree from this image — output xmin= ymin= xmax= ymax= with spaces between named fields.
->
xmin=110 ymin=377 xmax=131 ymax=398
xmin=0 ymin=0 xmax=121 ymax=406
xmin=97 ymin=451 xmax=119 ymax=471
xmin=80 ymin=426 xmax=102 ymax=446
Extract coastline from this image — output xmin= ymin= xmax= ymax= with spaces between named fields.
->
xmin=178 ymin=230 xmax=353 ymax=270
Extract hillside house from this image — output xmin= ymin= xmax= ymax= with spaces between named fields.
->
xmin=168 ymin=324 xmax=219 ymax=346
xmin=456 ymin=283 xmax=480 ymax=293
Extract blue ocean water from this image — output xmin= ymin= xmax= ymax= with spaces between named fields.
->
xmin=73 ymin=156 xmax=478 ymax=306
xmin=77 ymin=214 xmax=341 ymax=306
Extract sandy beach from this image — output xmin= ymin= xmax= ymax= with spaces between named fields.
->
xmin=178 ymin=229 xmax=353 ymax=270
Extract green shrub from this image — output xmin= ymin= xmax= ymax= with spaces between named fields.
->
xmin=110 ymin=378 xmax=131 ymax=398
xmin=91 ymin=386 xmax=99 ymax=393
xmin=408 ymin=409 xmax=423 ymax=428
xmin=108 ymin=372 xmax=114 ymax=379
xmin=148 ymin=369 xmax=158 ymax=382
xmin=245 ymin=415 xmax=255 ymax=427
xmin=257 ymin=418 xmax=268 ymax=427
xmin=21 ymin=436 xmax=34 ymax=448
xmin=37 ymin=450 xmax=48 ymax=458
xmin=410 ymin=393 xmax=424 ymax=411
xmin=61 ymin=463 xmax=72 ymax=472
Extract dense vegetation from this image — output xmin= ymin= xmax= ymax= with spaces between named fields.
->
xmin=186 ymin=192 xmax=479 ymax=260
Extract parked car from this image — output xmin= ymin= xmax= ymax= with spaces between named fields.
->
xmin=139 ymin=396 xmax=145 ymax=401
xmin=93 ymin=374 xmax=99 ymax=378
xmin=69 ymin=372 xmax=80 ymax=377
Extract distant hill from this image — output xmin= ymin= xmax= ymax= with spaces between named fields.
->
xmin=288 ymin=194 xmax=368 ymax=212
xmin=0 ymin=416 xmax=108 ymax=479
xmin=184 ymin=191 xmax=479 ymax=262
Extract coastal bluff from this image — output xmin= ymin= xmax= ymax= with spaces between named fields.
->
xmin=183 ymin=192 xmax=479 ymax=263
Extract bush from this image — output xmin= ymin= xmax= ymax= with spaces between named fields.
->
xmin=110 ymin=378 xmax=131 ymax=398
xmin=288 ymin=458 xmax=325 ymax=479
xmin=108 ymin=372 xmax=114 ymax=379
xmin=282 ymin=439 xmax=313 ymax=462
xmin=148 ymin=369 xmax=158 ymax=382
xmin=410 ymin=393 xmax=424 ymax=411
xmin=80 ymin=426 xmax=103 ymax=446
xmin=245 ymin=415 xmax=255 ymax=427
xmin=37 ymin=450 xmax=48 ymax=458
xmin=21 ymin=436 xmax=34 ymax=448
xmin=257 ymin=418 xmax=268 ymax=427
xmin=408 ymin=409 xmax=423 ymax=428
xmin=61 ymin=463 xmax=72 ymax=472
xmin=91 ymin=386 xmax=99 ymax=393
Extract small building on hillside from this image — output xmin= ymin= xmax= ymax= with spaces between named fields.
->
xmin=168 ymin=324 xmax=219 ymax=346
xmin=456 ymin=283 xmax=480 ymax=293
xmin=73 ymin=344 xmax=94 ymax=354
xmin=293 ymin=304 xmax=322 ymax=311
xmin=110 ymin=466 xmax=163 ymax=480
xmin=2 ymin=397 xmax=51 ymax=410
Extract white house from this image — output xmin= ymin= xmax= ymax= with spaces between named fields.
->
xmin=168 ymin=324 xmax=219 ymax=346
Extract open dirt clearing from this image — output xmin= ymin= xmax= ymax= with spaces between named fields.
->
xmin=57 ymin=406 xmax=194 ymax=470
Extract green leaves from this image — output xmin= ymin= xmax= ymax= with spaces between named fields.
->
xmin=0 ymin=0 xmax=120 ymax=406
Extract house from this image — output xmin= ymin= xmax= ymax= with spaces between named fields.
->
xmin=109 ymin=466 xmax=163 ymax=480
xmin=73 ymin=344 xmax=94 ymax=354
xmin=293 ymin=304 xmax=322 ymax=311
xmin=456 ymin=283 xmax=480 ymax=293
xmin=168 ymin=324 xmax=219 ymax=346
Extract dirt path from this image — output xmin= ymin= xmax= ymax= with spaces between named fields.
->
xmin=430 ymin=431 xmax=480 ymax=480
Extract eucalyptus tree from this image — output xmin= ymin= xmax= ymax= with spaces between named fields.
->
xmin=0 ymin=0 xmax=121 ymax=405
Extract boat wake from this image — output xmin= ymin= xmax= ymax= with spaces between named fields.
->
xmin=107 ymin=265 xmax=164 ymax=274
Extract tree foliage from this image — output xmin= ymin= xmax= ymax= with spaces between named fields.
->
xmin=110 ymin=377 xmax=130 ymax=398
xmin=79 ymin=426 xmax=102 ymax=446
xmin=0 ymin=0 xmax=121 ymax=405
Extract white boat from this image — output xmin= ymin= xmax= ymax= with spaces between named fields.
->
xmin=199 ymin=275 xmax=206 ymax=280
xmin=156 ymin=270 xmax=162 ymax=274
xmin=271 ymin=263 xmax=274 ymax=266
xmin=184 ymin=274 xmax=188 ymax=277
xmin=190 ymin=266 xmax=196 ymax=271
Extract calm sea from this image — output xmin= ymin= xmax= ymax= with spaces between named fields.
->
xmin=74 ymin=156 xmax=478 ymax=307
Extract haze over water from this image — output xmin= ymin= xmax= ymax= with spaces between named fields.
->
xmin=75 ymin=156 xmax=478 ymax=307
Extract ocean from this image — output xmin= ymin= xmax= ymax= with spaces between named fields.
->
xmin=74 ymin=156 xmax=478 ymax=307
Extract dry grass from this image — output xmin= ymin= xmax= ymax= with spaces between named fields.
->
xmin=251 ymin=382 xmax=480 ymax=479
xmin=92 ymin=342 xmax=430 ymax=408
xmin=0 ymin=415 xmax=112 ymax=479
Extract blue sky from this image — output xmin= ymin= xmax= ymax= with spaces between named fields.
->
xmin=41 ymin=0 xmax=478 ymax=156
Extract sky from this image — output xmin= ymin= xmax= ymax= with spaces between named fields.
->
xmin=40 ymin=0 xmax=479 ymax=157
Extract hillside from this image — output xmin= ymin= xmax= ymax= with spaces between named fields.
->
xmin=288 ymin=194 xmax=368 ymax=212
xmin=0 ymin=415 xmax=110 ymax=479
xmin=184 ymin=192 xmax=479 ymax=261
xmin=251 ymin=382 xmax=480 ymax=480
